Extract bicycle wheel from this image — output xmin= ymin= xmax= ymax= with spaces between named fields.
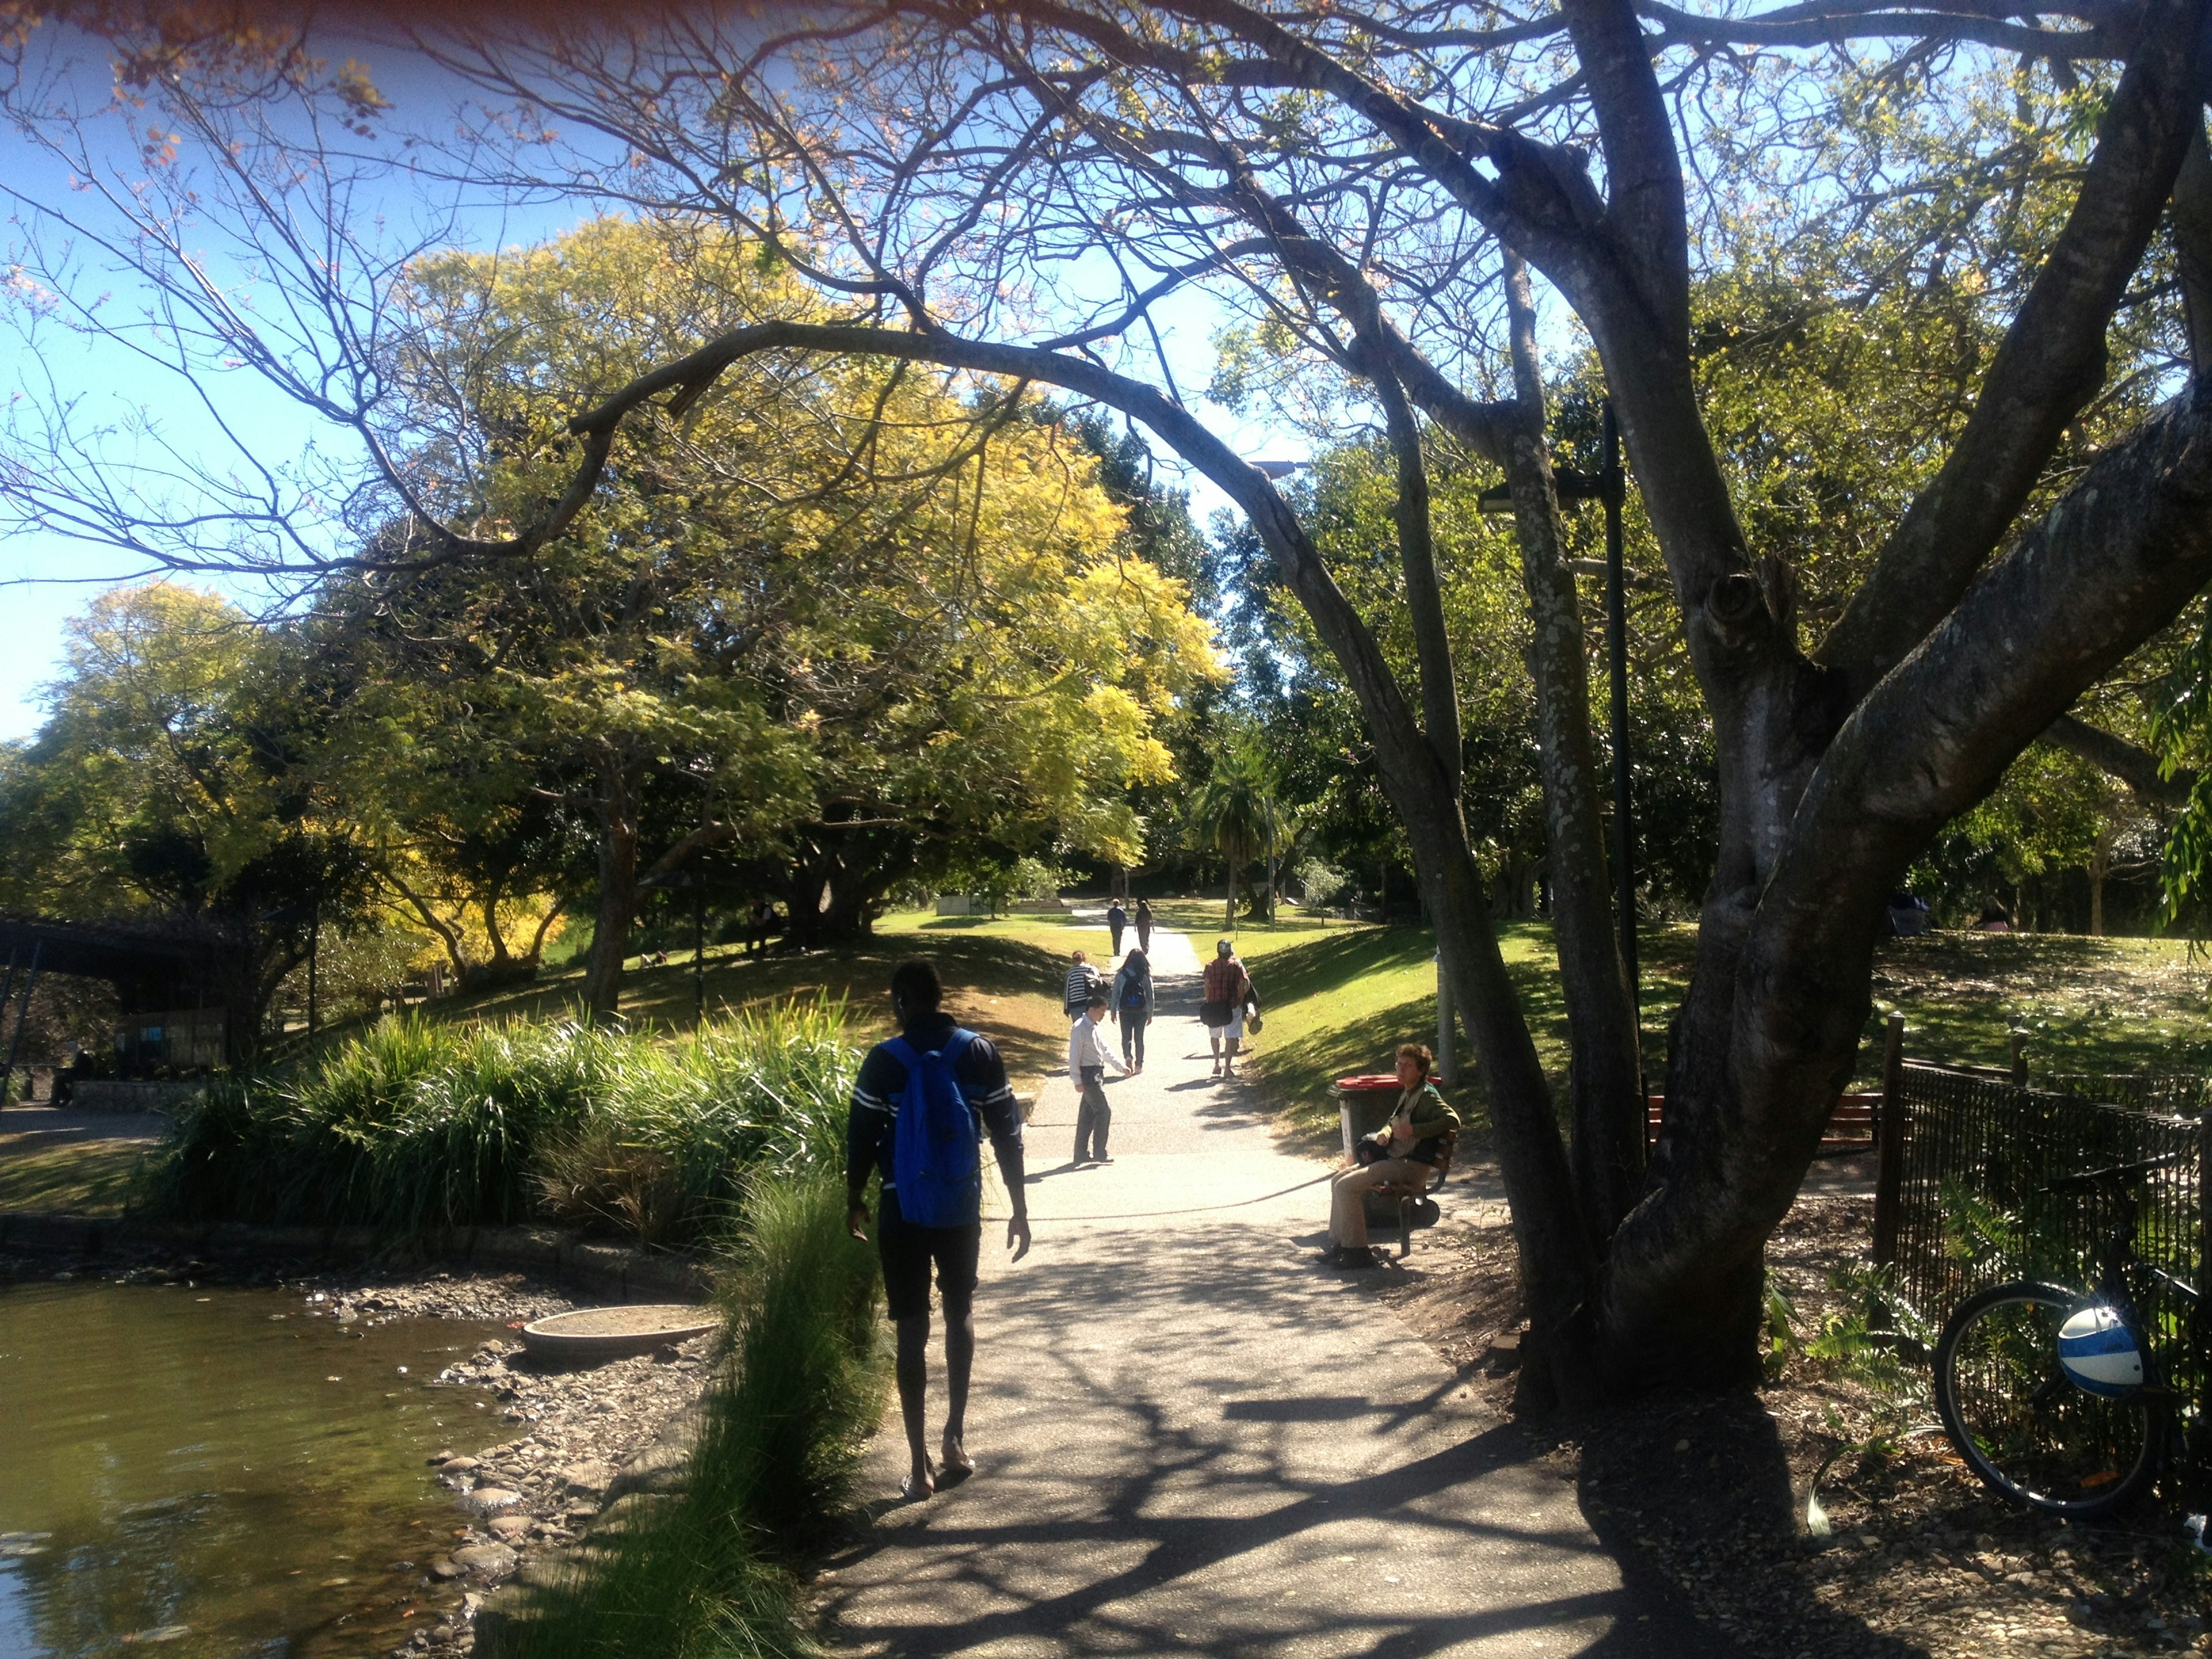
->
xmin=1933 ymin=1282 xmax=2167 ymax=1517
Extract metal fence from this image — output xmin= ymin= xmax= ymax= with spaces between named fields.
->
xmin=2038 ymin=1072 xmax=2212 ymax=1119
xmin=1874 ymin=1058 xmax=2208 ymax=1427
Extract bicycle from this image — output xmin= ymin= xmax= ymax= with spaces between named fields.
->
xmin=1932 ymin=1150 xmax=2206 ymax=1518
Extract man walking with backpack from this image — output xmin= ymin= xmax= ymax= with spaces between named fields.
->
xmin=847 ymin=960 xmax=1031 ymax=1501
xmin=1062 ymin=949 xmax=1101 ymax=1021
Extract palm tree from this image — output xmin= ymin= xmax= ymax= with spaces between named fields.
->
xmin=1187 ymin=741 xmax=1296 ymax=927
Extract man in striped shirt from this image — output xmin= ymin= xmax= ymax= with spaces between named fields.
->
xmin=846 ymin=959 xmax=1030 ymax=1499
xmin=1063 ymin=950 xmax=1101 ymax=1020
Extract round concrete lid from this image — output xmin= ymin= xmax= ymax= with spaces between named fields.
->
xmin=520 ymin=1304 xmax=717 ymax=1361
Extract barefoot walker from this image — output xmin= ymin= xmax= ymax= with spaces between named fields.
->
xmin=847 ymin=960 xmax=1032 ymax=1498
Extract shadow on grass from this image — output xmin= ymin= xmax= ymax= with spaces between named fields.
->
xmin=0 ymin=1137 xmax=146 ymax=1215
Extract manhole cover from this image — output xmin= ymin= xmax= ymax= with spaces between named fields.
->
xmin=520 ymin=1304 xmax=717 ymax=1362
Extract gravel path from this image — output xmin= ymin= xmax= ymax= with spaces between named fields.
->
xmin=817 ymin=926 xmax=1710 ymax=1659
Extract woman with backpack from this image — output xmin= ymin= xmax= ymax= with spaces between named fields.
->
xmin=1109 ymin=946 xmax=1153 ymax=1074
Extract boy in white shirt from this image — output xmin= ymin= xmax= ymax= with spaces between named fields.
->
xmin=1067 ymin=993 xmax=1127 ymax=1163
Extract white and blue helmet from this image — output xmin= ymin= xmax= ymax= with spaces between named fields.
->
xmin=2058 ymin=1304 xmax=2144 ymax=1399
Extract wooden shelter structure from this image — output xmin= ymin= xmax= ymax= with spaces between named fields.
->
xmin=0 ymin=914 xmax=233 ymax=1076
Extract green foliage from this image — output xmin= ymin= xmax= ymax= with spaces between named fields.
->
xmin=142 ymin=998 xmax=858 ymax=1247
xmin=1293 ymin=857 xmax=1347 ymax=907
xmin=325 ymin=217 xmax=1218 ymax=975
xmin=505 ymin=1169 xmax=886 ymax=1659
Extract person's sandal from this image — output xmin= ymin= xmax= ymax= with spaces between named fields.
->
xmin=938 ymin=1438 xmax=975 ymax=1488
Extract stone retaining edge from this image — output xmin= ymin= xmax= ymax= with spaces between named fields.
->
xmin=0 ymin=1210 xmax=713 ymax=1302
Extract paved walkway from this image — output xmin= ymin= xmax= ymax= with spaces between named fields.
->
xmin=0 ymin=1104 xmax=168 ymax=1145
xmin=820 ymin=927 xmax=1704 ymax=1658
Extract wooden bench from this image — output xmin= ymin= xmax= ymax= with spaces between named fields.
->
xmin=1645 ymin=1093 xmax=1877 ymax=1155
xmin=1364 ymin=1127 xmax=1459 ymax=1257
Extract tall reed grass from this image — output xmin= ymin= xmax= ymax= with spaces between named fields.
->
xmin=499 ymin=1169 xmax=887 ymax=1659
xmin=143 ymin=1000 xmax=858 ymax=1248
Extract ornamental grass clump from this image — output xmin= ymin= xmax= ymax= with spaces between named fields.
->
xmin=144 ymin=998 xmax=859 ymax=1248
xmin=500 ymin=1168 xmax=887 ymax=1659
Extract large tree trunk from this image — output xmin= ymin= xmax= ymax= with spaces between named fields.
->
xmin=581 ymin=754 xmax=641 ymax=1023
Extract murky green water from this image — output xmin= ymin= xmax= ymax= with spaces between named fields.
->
xmin=0 ymin=1279 xmax=509 ymax=1659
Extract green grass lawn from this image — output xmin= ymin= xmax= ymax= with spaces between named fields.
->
xmin=1232 ymin=918 xmax=2212 ymax=1150
xmin=0 ymin=1136 xmax=147 ymax=1215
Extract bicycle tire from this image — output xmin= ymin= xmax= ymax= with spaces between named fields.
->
xmin=1933 ymin=1281 xmax=2167 ymax=1517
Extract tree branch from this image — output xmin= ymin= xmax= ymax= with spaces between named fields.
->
xmin=2176 ymin=124 xmax=2212 ymax=380
xmin=1817 ymin=0 xmax=2211 ymax=693
xmin=1638 ymin=0 xmax=2124 ymax=59
xmin=2042 ymin=711 xmax=2195 ymax=809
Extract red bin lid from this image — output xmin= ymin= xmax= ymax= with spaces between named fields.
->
xmin=1332 ymin=1074 xmax=1402 ymax=1092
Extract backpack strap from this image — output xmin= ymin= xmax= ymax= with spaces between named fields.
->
xmin=881 ymin=1035 xmax=920 ymax=1071
xmin=942 ymin=1028 xmax=978 ymax=1065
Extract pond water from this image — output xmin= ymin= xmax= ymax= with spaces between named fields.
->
xmin=0 ymin=1278 xmax=510 ymax=1659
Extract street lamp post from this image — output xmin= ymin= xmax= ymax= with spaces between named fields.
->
xmin=1476 ymin=400 xmax=1642 ymax=1016
xmin=1600 ymin=403 xmax=1639 ymax=1006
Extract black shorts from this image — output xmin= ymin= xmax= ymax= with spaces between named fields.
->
xmin=876 ymin=1186 xmax=981 ymax=1321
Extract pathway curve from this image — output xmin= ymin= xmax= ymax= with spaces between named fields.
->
xmin=820 ymin=925 xmax=1703 ymax=1658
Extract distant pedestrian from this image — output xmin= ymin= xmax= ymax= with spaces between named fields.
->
xmin=746 ymin=897 xmax=777 ymax=957
xmin=1106 ymin=898 xmax=1128 ymax=957
xmin=846 ymin=959 xmax=1031 ymax=1501
xmin=1200 ymin=939 xmax=1253 ymax=1079
xmin=1134 ymin=898 xmax=1154 ymax=955
xmin=1069 ymin=991 xmax=1127 ymax=1162
xmin=1977 ymin=896 xmax=2012 ymax=933
xmin=1062 ymin=950 xmax=1101 ymax=1021
xmin=1111 ymin=946 xmax=1153 ymax=1073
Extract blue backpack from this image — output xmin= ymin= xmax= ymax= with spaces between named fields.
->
xmin=884 ymin=1029 xmax=981 ymax=1228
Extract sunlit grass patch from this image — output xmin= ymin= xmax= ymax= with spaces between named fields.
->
xmin=0 ymin=1136 xmax=147 ymax=1215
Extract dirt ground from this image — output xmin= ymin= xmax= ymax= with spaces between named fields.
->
xmin=1376 ymin=1190 xmax=2212 ymax=1658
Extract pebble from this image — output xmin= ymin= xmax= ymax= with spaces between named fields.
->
xmin=457 ymin=1487 xmax=522 ymax=1515
xmin=486 ymin=1516 xmax=532 ymax=1542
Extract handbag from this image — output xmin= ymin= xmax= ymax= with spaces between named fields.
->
xmin=1353 ymin=1132 xmax=1389 ymax=1166
xmin=1244 ymin=1011 xmax=1264 ymax=1035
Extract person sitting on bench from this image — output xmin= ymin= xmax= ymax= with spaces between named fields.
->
xmin=1324 ymin=1043 xmax=1459 ymax=1270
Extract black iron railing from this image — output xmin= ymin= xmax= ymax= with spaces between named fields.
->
xmin=1874 ymin=1054 xmax=2208 ymax=1431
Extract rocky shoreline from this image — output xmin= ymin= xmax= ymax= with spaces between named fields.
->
xmin=2 ymin=1248 xmax=721 ymax=1659
xmin=292 ymin=1268 xmax=721 ymax=1659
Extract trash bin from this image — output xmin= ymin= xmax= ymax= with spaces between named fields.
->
xmin=1331 ymin=1073 xmax=1401 ymax=1160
